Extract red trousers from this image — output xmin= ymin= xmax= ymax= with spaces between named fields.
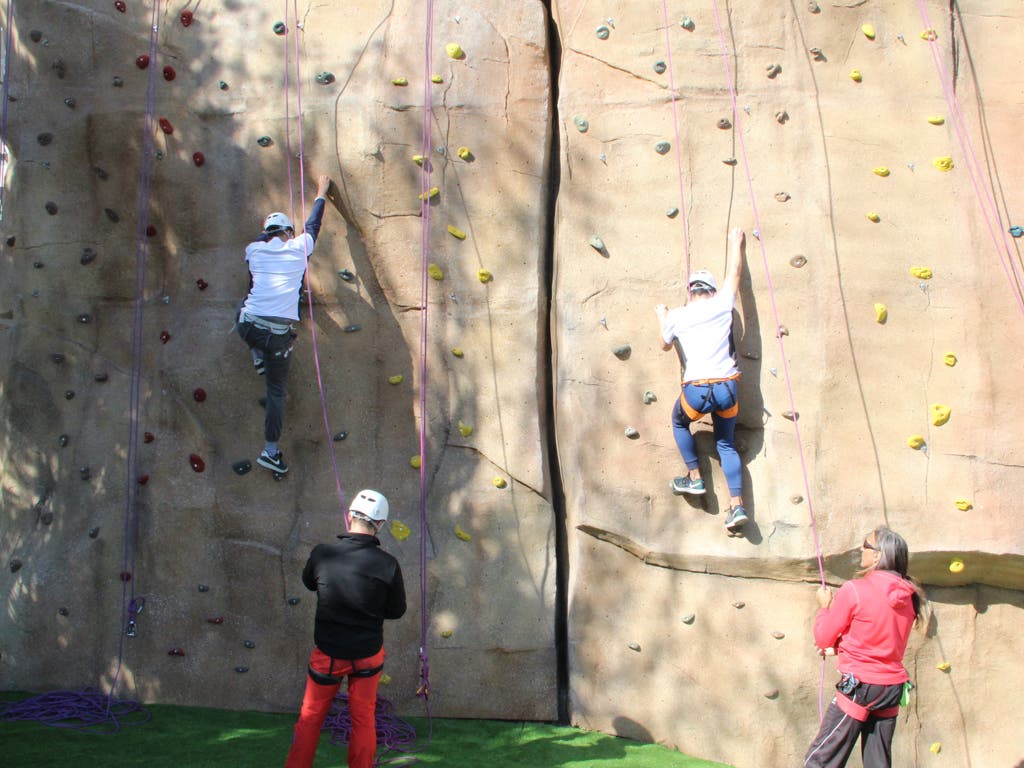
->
xmin=285 ymin=646 xmax=385 ymax=768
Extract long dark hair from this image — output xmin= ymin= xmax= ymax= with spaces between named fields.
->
xmin=867 ymin=525 xmax=926 ymax=623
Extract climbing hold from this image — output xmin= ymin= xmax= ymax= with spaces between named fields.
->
xmin=315 ymin=72 xmax=335 ymax=85
xmin=137 ymin=474 xmax=149 ymax=486
xmin=410 ymin=455 xmax=421 ymax=469
xmin=1009 ymin=225 xmax=1024 ymax=238
xmin=910 ymin=266 xmax=933 ymax=279
xmin=337 ymin=268 xmax=355 ymax=282
xmin=37 ymin=132 xmax=53 ymax=146
xmin=929 ymin=742 xmax=942 ymax=754
xmin=388 ymin=374 xmax=404 ymax=386
xmin=10 ymin=559 xmax=22 ymax=573
xmin=257 ymin=136 xmax=273 ymax=147
xmin=411 ymin=155 xmax=426 ymax=166
xmin=920 ymin=29 xmax=937 ymax=41
xmin=681 ymin=613 xmax=695 ymax=624
xmin=723 ymin=157 xmax=738 ymax=165
xmin=64 ymin=390 xmax=75 ymax=400
xmin=240 ymin=639 xmax=255 ymax=649
xmin=232 ymin=460 xmax=252 ymax=476
xmin=782 ymin=411 xmax=798 ymax=421
xmin=147 ymin=225 xmax=157 ymax=237
xmin=627 ymin=642 xmax=641 ymax=652
xmin=431 ymin=74 xmax=443 ymax=84
xmin=595 ymin=25 xmax=610 ymax=40
xmin=680 ymin=17 xmax=695 ymax=30
xmin=654 ymin=141 xmax=671 ymax=155
xmin=866 ymin=212 xmax=881 ymax=223
xmin=332 ymin=431 xmax=348 ymax=443
xmin=158 ymin=117 xmax=174 ymax=135
xmin=942 ymin=353 xmax=957 ymax=369
xmin=428 ymin=264 xmax=444 ymax=281
xmin=45 ymin=201 xmax=58 ymax=215
xmin=930 ymin=403 xmax=951 ymax=426
xmin=809 ymin=47 xmax=825 ymax=61
xmin=457 ymin=421 xmax=473 ymax=437
xmin=59 ymin=434 xmax=69 ymax=447
xmin=454 ymin=525 xmax=472 ymax=542
xmin=136 ymin=54 xmax=150 ymax=69
xmin=168 ymin=648 xmax=186 ymax=657
xmin=772 ymin=631 xmax=786 ymax=640
xmin=207 ymin=617 xmax=224 ymax=625
xmin=653 ymin=60 xmax=667 ymax=74
xmin=218 ymin=80 xmax=229 ymax=90
xmin=192 ymin=152 xmax=205 ymax=167
xmin=732 ymin=601 xmax=745 ymax=609
xmin=873 ymin=167 xmax=890 ymax=177
xmin=33 ymin=261 xmax=44 ymax=269
xmin=624 ymin=427 xmax=639 ymax=439
xmin=573 ymin=115 xmax=589 ymax=132
xmin=448 ymin=225 xmax=467 ymax=240
xmin=789 ymin=255 xmax=807 ymax=268
xmin=287 ymin=597 xmax=301 ymax=605
xmin=775 ymin=111 xmax=789 ymax=124
xmin=445 ymin=42 xmax=465 ymax=59
xmin=192 ymin=388 xmax=207 ymax=403
xmin=29 ymin=29 xmax=43 ymax=42
xmin=642 ymin=390 xmax=657 ymax=405
xmin=666 ymin=207 xmax=679 ymax=218
xmin=78 ymin=313 xmax=91 ymax=324
xmin=932 ymin=156 xmax=954 ymax=172
xmin=808 ymin=1 xmax=820 ymax=11
xmin=954 ymin=499 xmax=972 ymax=511
xmin=196 ymin=278 xmax=208 ymax=290
xmin=112 ymin=75 xmax=124 ymax=88
xmin=419 ymin=187 xmax=440 ymax=200
xmin=115 ymin=0 xmax=126 ymax=11
xmin=160 ymin=330 xmax=171 ymax=343
xmin=180 ymin=10 xmax=194 ymax=26
xmin=273 ymin=21 xmax=287 ymax=35
xmin=63 ymin=96 xmax=77 ymax=109
xmin=936 ymin=661 xmax=951 ymax=672
xmin=790 ymin=495 xmax=804 ymax=504
xmin=391 ymin=77 xmax=409 ymax=86
xmin=234 ymin=667 xmax=249 ymax=674
xmin=587 ymin=235 xmax=606 ymax=252
xmin=612 ymin=345 xmax=631 ymax=360
xmin=389 ymin=520 xmax=411 ymax=541
xmin=477 ymin=269 xmax=492 ymax=283
xmin=776 ymin=325 xmax=789 ymax=337
xmin=493 ymin=477 xmax=508 ymax=489
xmin=88 ymin=527 xmax=100 ymax=539
xmin=774 ymin=192 xmax=791 ymax=202
xmin=441 ymin=629 xmax=454 ymax=638
xmin=104 ymin=207 xmax=120 ymax=223
xmin=163 ymin=65 xmax=176 ymax=82
xmin=763 ymin=689 xmax=780 ymax=700
xmin=119 ymin=571 xmax=132 ymax=582
xmin=451 ymin=347 xmax=464 ymax=358
xmin=197 ymin=584 xmax=209 ymax=592
xmin=766 ymin=63 xmax=782 ymax=79
xmin=144 ymin=432 xmax=155 ymax=443
xmin=907 ymin=435 xmax=925 ymax=449
xmin=849 ymin=69 xmax=862 ymax=82
xmin=862 ymin=24 xmax=876 ymax=40
xmin=949 ymin=557 xmax=964 ymax=574
xmin=717 ymin=118 xmax=732 ymax=130
xmin=927 ymin=115 xmax=945 ymax=125
xmin=189 ymin=454 xmax=205 ymax=472
xmin=456 ymin=146 xmax=472 ymax=160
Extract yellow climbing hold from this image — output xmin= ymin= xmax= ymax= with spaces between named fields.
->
xmin=849 ymin=69 xmax=863 ymax=82
xmin=907 ymin=434 xmax=925 ymax=449
xmin=927 ymin=115 xmax=945 ymax=125
xmin=390 ymin=520 xmax=411 ymax=541
xmin=445 ymin=43 xmax=464 ymax=60
xmin=929 ymin=742 xmax=942 ymax=754
xmin=910 ymin=266 xmax=933 ymax=279
xmin=457 ymin=146 xmax=472 ymax=160
xmin=412 ymin=154 xmax=426 ymax=166
xmin=874 ymin=303 xmax=887 ymax=323
xmin=930 ymin=403 xmax=951 ymax=426
xmin=451 ymin=347 xmax=464 ymax=358
xmin=380 ymin=672 xmax=392 ymax=685
xmin=866 ymin=211 xmax=881 ymax=223
xmin=933 ymin=156 xmax=954 ymax=172
xmin=861 ymin=24 xmax=876 ymax=40
xmin=410 ymin=455 xmax=421 ymax=469
xmin=873 ymin=167 xmax=891 ymax=177
xmin=955 ymin=498 xmax=972 ymax=511
xmin=457 ymin=421 xmax=473 ymax=437
xmin=392 ymin=77 xmax=409 ymax=86
xmin=431 ymin=74 xmax=443 ymax=84
xmin=419 ymin=186 xmax=440 ymax=200
xmin=448 ymin=224 xmax=467 ymax=240
xmin=388 ymin=374 xmax=404 ymax=385
xmin=454 ymin=524 xmax=472 ymax=542
xmin=428 ymin=263 xmax=443 ymax=281
xmin=477 ymin=269 xmax=492 ymax=283
xmin=936 ymin=661 xmax=952 ymax=672
xmin=493 ymin=476 xmax=508 ymax=489
xmin=949 ymin=557 xmax=965 ymax=574
xmin=921 ymin=28 xmax=937 ymax=41
xmin=943 ymin=353 xmax=957 ymax=367
xmin=440 ymin=629 xmax=453 ymax=638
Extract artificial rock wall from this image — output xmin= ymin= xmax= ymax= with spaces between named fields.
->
xmin=2 ymin=1 xmax=1023 ymax=767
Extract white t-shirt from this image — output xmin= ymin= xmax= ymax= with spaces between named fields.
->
xmin=661 ymin=290 xmax=738 ymax=382
xmin=242 ymin=233 xmax=314 ymax=321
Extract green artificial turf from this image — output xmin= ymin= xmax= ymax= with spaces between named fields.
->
xmin=1 ymin=691 xmax=733 ymax=767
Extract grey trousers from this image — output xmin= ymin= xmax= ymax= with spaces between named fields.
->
xmin=803 ymin=681 xmax=903 ymax=768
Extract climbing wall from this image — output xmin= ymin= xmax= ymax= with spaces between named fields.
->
xmin=0 ymin=0 xmax=556 ymax=722
xmin=552 ymin=0 xmax=1024 ymax=765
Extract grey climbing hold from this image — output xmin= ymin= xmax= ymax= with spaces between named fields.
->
xmin=717 ymin=118 xmax=732 ymax=130
xmin=78 ymin=313 xmax=91 ymax=324
xmin=79 ymin=466 xmax=91 ymax=481
xmin=80 ymin=248 xmax=97 ymax=266
xmin=337 ymin=268 xmax=355 ymax=282
xmin=343 ymin=324 xmax=361 ymax=333
xmin=63 ymin=96 xmax=76 ymax=109
xmin=104 ymin=208 xmax=119 ymax=223
xmin=763 ymin=689 xmax=780 ymax=700
xmin=45 ymin=201 xmax=58 ymax=215
xmin=775 ymin=192 xmax=790 ymax=202
xmin=790 ymin=494 xmax=804 ymax=504
xmin=232 ymin=460 xmax=252 ymax=476
xmin=64 ymin=390 xmax=75 ymax=400
xmin=112 ymin=76 xmax=124 ymax=87
xmin=572 ymin=115 xmax=589 ymax=133
xmin=772 ymin=631 xmax=785 ymax=640
xmin=733 ymin=601 xmax=745 ymax=609
xmin=234 ymin=666 xmax=249 ymax=673
xmin=288 ymin=597 xmax=301 ymax=605
xmin=681 ymin=613 xmax=696 ymax=624
xmin=789 ymin=254 xmax=807 ymax=268
xmin=723 ymin=157 xmax=738 ymax=166
xmin=653 ymin=60 xmax=667 ymax=74
xmin=766 ymin=64 xmax=782 ymax=79
xmin=680 ymin=16 xmax=695 ymax=30
xmin=257 ymin=136 xmax=273 ymax=147
xmin=808 ymin=1 xmax=820 ymax=12
xmin=197 ymin=584 xmax=210 ymax=592
xmin=10 ymin=559 xmax=22 ymax=573
xmin=218 ymin=80 xmax=229 ymax=90
xmin=612 ymin=345 xmax=631 ymax=360
xmin=777 ymin=325 xmax=789 ymax=337
xmin=94 ymin=166 xmax=109 ymax=180
xmin=666 ymin=207 xmax=679 ymax=218
xmin=595 ymin=25 xmax=610 ymax=40
xmin=588 ymin=235 xmax=605 ymax=252
xmin=273 ymin=21 xmax=287 ymax=35
xmin=29 ymin=30 xmax=42 ymax=43
xmin=58 ymin=434 xmax=69 ymax=447
xmin=58 ymin=606 xmax=68 ymax=616
xmin=782 ymin=411 xmax=798 ymax=421
xmin=769 ymin=367 xmax=778 ymax=377
xmin=5 ymin=236 xmax=14 ymax=246
xmin=51 ymin=353 xmax=65 ymax=364
xmin=654 ymin=141 xmax=671 ymax=154
xmin=775 ymin=111 xmax=789 ymax=124
xmin=642 ymin=390 xmax=657 ymax=405
xmin=33 ymin=261 xmax=44 ymax=269
xmin=627 ymin=642 xmax=641 ymax=652
xmin=624 ymin=426 xmax=639 ymax=439
xmin=155 ymin=150 xmax=164 ymax=160
xmin=94 ymin=372 xmax=108 ymax=382
xmin=37 ymin=132 xmax=53 ymax=146
xmin=809 ymin=47 xmax=825 ymax=61
xmin=752 ymin=229 xmax=760 ymax=239
xmin=89 ymin=527 xmax=100 ymax=539
xmin=315 ymin=72 xmax=335 ymax=85
xmin=243 ymin=640 xmax=256 ymax=649
xmin=333 ymin=431 xmax=348 ymax=441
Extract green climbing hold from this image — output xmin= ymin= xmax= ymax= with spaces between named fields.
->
xmin=273 ymin=21 xmax=286 ymax=35
xmin=655 ymin=141 xmax=671 ymax=154
xmin=315 ymin=72 xmax=335 ymax=85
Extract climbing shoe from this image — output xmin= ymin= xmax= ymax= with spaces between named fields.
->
xmin=257 ymin=450 xmax=288 ymax=474
xmin=725 ymin=505 xmax=749 ymax=530
xmin=670 ymin=476 xmax=706 ymax=495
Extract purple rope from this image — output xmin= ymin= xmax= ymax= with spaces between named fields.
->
xmin=0 ymin=689 xmax=150 ymax=733
xmin=0 ymin=0 xmax=14 ymax=219
xmin=323 ymin=693 xmax=418 ymax=763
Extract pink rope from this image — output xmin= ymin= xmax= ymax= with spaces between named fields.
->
xmin=709 ymin=0 xmax=828 ymax=717
xmin=915 ymin=1 xmax=1024 ymax=318
xmin=658 ymin=0 xmax=691 ymax=275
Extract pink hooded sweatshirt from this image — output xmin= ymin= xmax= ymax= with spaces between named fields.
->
xmin=814 ymin=569 xmax=917 ymax=684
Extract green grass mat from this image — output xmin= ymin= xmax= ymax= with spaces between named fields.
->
xmin=1 ymin=691 xmax=732 ymax=767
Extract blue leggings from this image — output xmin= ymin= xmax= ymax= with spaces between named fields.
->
xmin=671 ymin=380 xmax=742 ymax=497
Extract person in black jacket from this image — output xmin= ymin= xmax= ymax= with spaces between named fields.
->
xmin=285 ymin=489 xmax=406 ymax=768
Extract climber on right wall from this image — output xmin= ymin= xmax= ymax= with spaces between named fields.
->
xmin=655 ymin=227 xmax=747 ymax=533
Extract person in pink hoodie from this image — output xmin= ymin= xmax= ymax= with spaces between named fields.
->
xmin=803 ymin=526 xmax=926 ymax=768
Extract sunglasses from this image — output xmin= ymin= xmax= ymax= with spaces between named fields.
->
xmin=862 ymin=539 xmax=878 ymax=551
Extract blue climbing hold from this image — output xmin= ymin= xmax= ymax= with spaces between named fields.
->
xmin=1009 ymin=225 xmax=1023 ymax=238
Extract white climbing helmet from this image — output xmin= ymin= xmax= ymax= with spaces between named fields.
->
xmin=687 ymin=269 xmax=718 ymax=293
xmin=349 ymin=489 xmax=389 ymax=523
xmin=263 ymin=211 xmax=293 ymax=234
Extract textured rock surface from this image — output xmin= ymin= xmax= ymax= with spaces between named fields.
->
xmin=2 ymin=1 xmax=1024 ymax=766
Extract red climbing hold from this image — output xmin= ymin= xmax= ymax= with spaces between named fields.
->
xmin=189 ymin=453 xmax=205 ymax=472
xmin=144 ymin=431 xmax=155 ymax=443
xmin=120 ymin=571 xmax=132 ymax=582
xmin=193 ymin=388 xmax=207 ymax=402
xmin=196 ymin=278 xmax=208 ymax=290
xmin=168 ymin=647 xmax=186 ymax=657
xmin=136 ymin=54 xmax=150 ymax=69
xmin=207 ymin=617 xmax=224 ymax=625
xmin=160 ymin=330 xmax=171 ymax=343
xmin=158 ymin=117 xmax=174 ymax=134
xmin=192 ymin=151 xmax=205 ymax=167
xmin=137 ymin=474 xmax=150 ymax=485
xmin=147 ymin=224 xmax=157 ymax=237
xmin=115 ymin=1 xmax=126 ymax=12
xmin=180 ymin=10 xmax=194 ymax=27
xmin=163 ymin=65 xmax=176 ymax=82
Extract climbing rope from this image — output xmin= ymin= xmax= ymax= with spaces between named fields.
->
xmin=658 ymin=0 xmax=691 ymax=276
xmin=0 ymin=0 xmax=13 ymax=221
xmin=0 ymin=689 xmax=151 ymax=734
xmin=914 ymin=0 xmax=1024 ymax=319
xmin=708 ymin=0 xmax=828 ymax=718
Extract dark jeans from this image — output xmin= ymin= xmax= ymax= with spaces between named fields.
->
xmin=804 ymin=681 xmax=904 ymax=768
xmin=237 ymin=321 xmax=294 ymax=444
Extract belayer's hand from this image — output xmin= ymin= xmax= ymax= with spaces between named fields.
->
xmin=816 ymin=585 xmax=833 ymax=609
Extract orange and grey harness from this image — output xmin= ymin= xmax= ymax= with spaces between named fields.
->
xmin=678 ymin=373 xmax=740 ymax=421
